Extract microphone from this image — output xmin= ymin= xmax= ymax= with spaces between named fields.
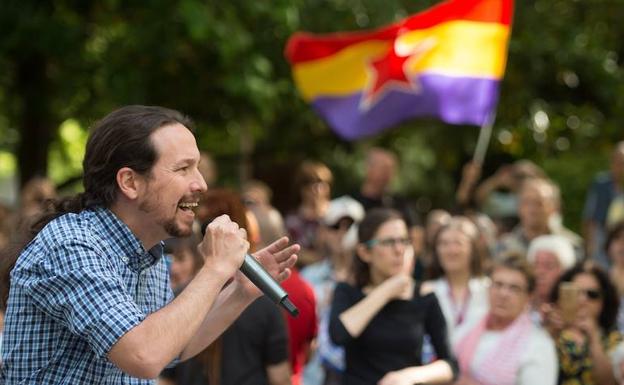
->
xmin=240 ymin=254 xmax=299 ymax=317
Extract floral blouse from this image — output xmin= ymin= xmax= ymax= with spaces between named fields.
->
xmin=557 ymin=329 xmax=622 ymax=385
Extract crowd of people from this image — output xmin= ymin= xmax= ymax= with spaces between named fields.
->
xmin=1 ymin=106 xmax=624 ymax=385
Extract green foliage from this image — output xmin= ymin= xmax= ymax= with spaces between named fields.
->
xmin=0 ymin=0 xmax=622 ymax=230
xmin=0 ymin=152 xmax=16 ymax=178
xmin=48 ymin=119 xmax=88 ymax=185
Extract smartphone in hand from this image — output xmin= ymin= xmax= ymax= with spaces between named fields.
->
xmin=558 ymin=282 xmax=579 ymax=324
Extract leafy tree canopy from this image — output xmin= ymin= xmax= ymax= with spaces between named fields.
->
xmin=0 ymin=0 xmax=622 ymax=231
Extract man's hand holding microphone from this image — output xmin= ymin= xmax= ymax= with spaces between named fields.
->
xmin=199 ymin=214 xmax=300 ymax=316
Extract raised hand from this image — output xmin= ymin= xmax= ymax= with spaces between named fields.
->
xmin=461 ymin=160 xmax=482 ymax=187
xmin=378 ymin=274 xmax=414 ymax=301
xmin=574 ymin=311 xmax=601 ymax=343
xmin=541 ymin=303 xmax=565 ymax=336
xmin=234 ymin=236 xmax=299 ymax=299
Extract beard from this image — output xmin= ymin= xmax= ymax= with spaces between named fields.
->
xmin=163 ymin=218 xmax=192 ymax=238
xmin=139 ymin=192 xmax=193 ymax=238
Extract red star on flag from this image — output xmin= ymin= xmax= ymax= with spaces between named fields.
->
xmin=361 ymin=36 xmax=437 ymax=110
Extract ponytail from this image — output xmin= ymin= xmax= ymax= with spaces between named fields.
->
xmin=0 ymin=193 xmax=98 ymax=308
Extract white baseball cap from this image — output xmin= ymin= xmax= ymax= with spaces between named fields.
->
xmin=324 ymin=196 xmax=365 ymax=226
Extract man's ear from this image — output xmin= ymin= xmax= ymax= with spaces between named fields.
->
xmin=116 ymin=167 xmax=141 ymax=200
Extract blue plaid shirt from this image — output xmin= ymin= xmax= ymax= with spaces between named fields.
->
xmin=1 ymin=207 xmax=174 ymax=384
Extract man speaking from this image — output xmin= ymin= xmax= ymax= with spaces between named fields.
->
xmin=0 ymin=105 xmax=298 ymax=384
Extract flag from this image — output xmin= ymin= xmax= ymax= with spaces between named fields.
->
xmin=285 ymin=0 xmax=513 ymax=140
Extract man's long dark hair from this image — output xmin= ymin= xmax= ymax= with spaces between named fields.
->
xmin=0 ymin=105 xmax=193 ymax=307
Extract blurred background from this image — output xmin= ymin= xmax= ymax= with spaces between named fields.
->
xmin=0 ymin=0 xmax=622 ymax=232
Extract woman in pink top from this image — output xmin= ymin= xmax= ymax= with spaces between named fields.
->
xmin=454 ymin=255 xmax=557 ymax=385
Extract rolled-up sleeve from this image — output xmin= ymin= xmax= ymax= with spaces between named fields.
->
xmin=23 ymin=240 xmax=145 ymax=358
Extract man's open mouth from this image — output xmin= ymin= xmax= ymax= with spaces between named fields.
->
xmin=178 ymin=202 xmax=199 ymax=211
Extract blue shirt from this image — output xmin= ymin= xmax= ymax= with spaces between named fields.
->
xmin=1 ymin=207 xmax=174 ymax=384
xmin=301 ymin=259 xmax=345 ymax=383
xmin=583 ymin=171 xmax=617 ymax=225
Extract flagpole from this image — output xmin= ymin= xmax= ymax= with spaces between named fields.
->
xmin=472 ymin=111 xmax=496 ymax=165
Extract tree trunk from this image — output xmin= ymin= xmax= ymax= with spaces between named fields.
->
xmin=15 ymin=53 xmax=55 ymax=187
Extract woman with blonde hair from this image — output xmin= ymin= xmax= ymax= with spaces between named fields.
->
xmin=422 ymin=216 xmax=489 ymax=347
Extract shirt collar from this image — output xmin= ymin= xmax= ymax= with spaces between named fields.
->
xmin=92 ymin=207 xmax=163 ymax=271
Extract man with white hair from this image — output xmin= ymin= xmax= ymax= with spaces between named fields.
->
xmin=526 ymin=234 xmax=576 ymax=314
xmin=497 ymin=177 xmax=584 ymax=260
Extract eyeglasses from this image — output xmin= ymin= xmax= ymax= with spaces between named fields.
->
xmin=491 ymin=280 xmax=528 ymax=295
xmin=579 ymin=288 xmax=602 ymax=300
xmin=366 ymin=237 xmax=411 ymax=248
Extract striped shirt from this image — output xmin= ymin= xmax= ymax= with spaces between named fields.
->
xmin=1 ymin=206 xmax=174 ymax=384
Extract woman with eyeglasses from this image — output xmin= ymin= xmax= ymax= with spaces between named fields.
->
xmin=329 ymin=208 xmax=457 ymax=385
xmin=421 ymin=216 xmax=489 ymax=348
xmin=547 ymin=262 xmax=622 ymax=385
xmin=454 ymin=254 xmax=557 ymax=385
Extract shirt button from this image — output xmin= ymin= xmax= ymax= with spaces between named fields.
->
xmin=121 ymin=256 xmax=129 ymax=263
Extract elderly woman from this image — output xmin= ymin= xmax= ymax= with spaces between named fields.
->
xmin=422 ymin=216 xmax=489 ymax=347
xmin=547 ymin=262 xmax=622 ymax=385
xmin=454 ymin=255 xmax=557 ymax=385
xmin=526 ymin=234 xmax=576 ymax=319
xmin=329 ymin=208 xmax=457 ymax=385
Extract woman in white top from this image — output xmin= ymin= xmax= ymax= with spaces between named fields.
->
xmin=421 ymin=216 xmax=490 ymax=347
xmin=454 ymin=255 xmax=557 ymax=385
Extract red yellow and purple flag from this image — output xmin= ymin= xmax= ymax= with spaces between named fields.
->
xmin=285 ymin=0 xmax=513 ymax=140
